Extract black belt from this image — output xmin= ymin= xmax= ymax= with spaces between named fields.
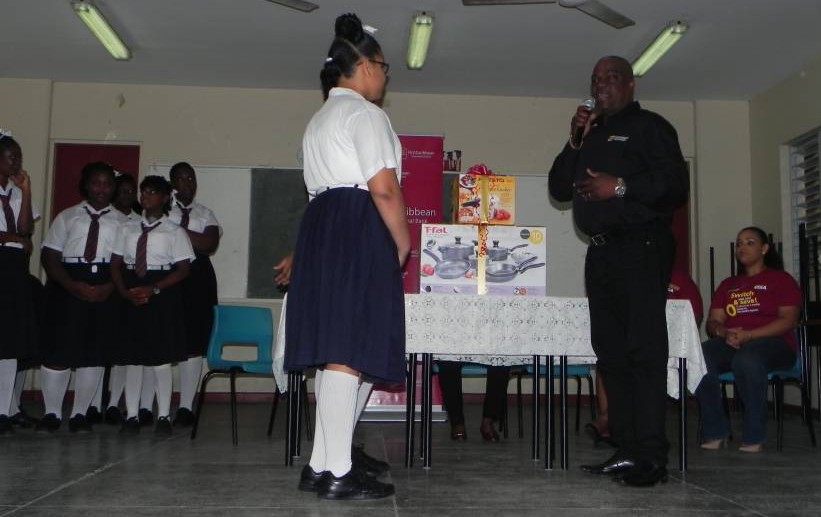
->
xmin=589 ymin=225 xmax=662 ymax=247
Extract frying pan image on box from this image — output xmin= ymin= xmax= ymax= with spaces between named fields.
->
xmin=422 ymin=249 xmax=470 ymax=279
xmin=485 ymin=255 xmax=545 ymax=283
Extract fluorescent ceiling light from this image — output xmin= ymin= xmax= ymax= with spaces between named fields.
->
xmin=407 ymin=12 xmax=434 ymax=70
xmin=632 ymin=21 xmax=687 ymax=77
xmin=71 ymin=1 xmax=131 ymax=61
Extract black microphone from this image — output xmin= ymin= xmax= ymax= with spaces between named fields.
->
xmin=572 ymin=98 xmax=596 ymax=148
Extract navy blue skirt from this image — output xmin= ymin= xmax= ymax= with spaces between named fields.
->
xmin=284 ymin=187 xmax=405 ymax=383
xmin=180 ymin=253 xmax=217 ymax=356
xmin=0 ymin=248 xmax=36 ymax=361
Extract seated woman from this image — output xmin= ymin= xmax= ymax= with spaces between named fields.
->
xmin=696 ymin=226 xmax=801 ymax=453
xmin=437 ymin=361 xmax=510 ymax=442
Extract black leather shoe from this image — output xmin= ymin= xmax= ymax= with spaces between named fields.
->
xmin=155 ymin=416 xmax=172 ymax=436
xmin=120 ymin=417 xmax=141 ymax=435
xmin=352 ymin=444 xmax=390 ymax=476
xmin=580 ymin=454 xmax=636 ymax=475
xmin=104 ymin=406 xmax=124 ymax=425
xmin=615 ymin=461 xmax=668 ymax=487
xmin=317 ymin=468 xmax=395 ymax=500
xmin=450 ymin=423 xmax=468 ymax=441
xmin=69 ymin=414 xmax=93 ymax=434
xmin=173 ymin=407 xmax=195 ymax=427
xmin=35 ymin=413 xmax=62 ymax=434
xmin=9 ymin=410 xmax=36 ymax=429
xmin=85 ymin=406 xmax=102 ymax=424
xmin=298 ymin=465 xmax=328 ymax=492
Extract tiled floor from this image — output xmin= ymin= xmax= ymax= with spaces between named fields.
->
xmin=1 ymin=400 xmax=819 ymax=516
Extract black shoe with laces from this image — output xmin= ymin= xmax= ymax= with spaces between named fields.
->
xmin=85 ymin=406 xmax=102 ymax=424
xmin=298 ymin=465 xmax=328 ymax=492
xmin=173 ymin=407 xmax=195 ymax=427
xmin=138 ymin=408 xmax=154 ymax=426
xmin=154 ymin=416 xmax=172 ymax=436
xmin=69 ymin=414 xmax=93 ymax=434
xmin=35 ymin=413 xmax=62 ymax=434
xmin=120 ymin=416 xmax=141 ymax=435
xmin=317 ymin=468 xmax=395 ymax=500
xmin=351 ymin=444 xmax=390 ymax=477
xmin=104 ymin=406 xmax=124 ymax=425
xmin=0 ymin=415 xmax=15 ymax=436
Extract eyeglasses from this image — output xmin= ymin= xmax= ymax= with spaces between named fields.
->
xmin=369 ymin=59 xmax=390 ymax=75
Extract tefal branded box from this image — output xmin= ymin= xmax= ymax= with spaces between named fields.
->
xmin=454 ymin=174 xmax=516 ymax=225
xmin=419 ymin=224 xmax=546 ymax=296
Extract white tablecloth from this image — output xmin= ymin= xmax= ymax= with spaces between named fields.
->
xmin=273 ymin=294 xmax=706 ymax=399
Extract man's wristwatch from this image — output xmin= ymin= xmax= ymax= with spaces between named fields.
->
xmin=152 ymin=285 xmax=162 ymax=296
xmin=614 ymin=177 xmax=626 ymax=198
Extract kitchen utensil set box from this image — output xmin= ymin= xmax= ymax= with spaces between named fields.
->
xmin=454 ymin=173 xmax=516 ymax=226
xmin=419 ymin=224 xmax=546 ymax=296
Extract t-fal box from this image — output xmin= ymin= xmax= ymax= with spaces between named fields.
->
xmin=419 ymin=224 xmax=479 ymax=295
xmin=454 ymin=174 xmax=516 ymax=225
xmin=483 ymin=226 xmax=546 ymax=296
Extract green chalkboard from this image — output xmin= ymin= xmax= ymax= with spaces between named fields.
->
xmin=247 ymin=168 xmax=306 ymax=299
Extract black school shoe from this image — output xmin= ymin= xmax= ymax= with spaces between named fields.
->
xmin=9 ymin=409 xmax=36 ymax=429
xmin=68 ymin=414 xmax=93 ymax=434
xmin=85 ymin=406 xmax=102 ymax=424
xmin=298 ymin=465 xmax=328 ymax=492
xmin=35 ymin=413 xmax=62 ymax=433
xmin=0 ymin=415 xmax=15 ymax=436
xmin=104 ymin=406 xmax=125 ymax=425
xmin=120 ymin=417 xmax=141 ymax=435
xmin=138 ymin=408 xmax=154 ymax=426
xmin=173 ymin=407 xmax=195 ymax=427
xmin=155 ymin=416 xmax=172 ymax=436
xmin=317 ymin=468 xmax=395 ymax=500
xmin=351 ymin=444 xmax=390 ymax=476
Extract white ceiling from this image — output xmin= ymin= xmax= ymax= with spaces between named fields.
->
xmin=3 ymin=0 xmax=821 ymax=101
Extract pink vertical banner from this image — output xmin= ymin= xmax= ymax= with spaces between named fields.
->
xmin=399 ymin=135 xmax=444 ymax=294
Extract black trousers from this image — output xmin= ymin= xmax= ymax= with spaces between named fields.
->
xmin=436 ymin=361 xmax=510 ymax=425
xmin=585 ymin=227 xmax=674 ymax=466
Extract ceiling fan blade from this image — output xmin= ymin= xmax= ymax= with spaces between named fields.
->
xmin=265 ymin=0 xmax=318 ymax=13
xmin=574 ymin=0 xmax=634 ymax=28
xmin=463 ymin=0 xmax=556 ymax=5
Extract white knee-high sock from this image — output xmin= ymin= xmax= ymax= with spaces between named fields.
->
xmin=40 ymin=366 xmax=71 ymax=418
xmin=124 ymin=365 xmax=144 ymax=419
xmin=70 ymin=367 xmax=103 ymax=417
xmin=178 ymin=356 xmax=203 ymax=410
xmin=90 ymin=368 xmax=103 ymax=410
xmin=12 ymin=368 xmax=26 ymax=412
xmin=140 ymin=367 xmax=156 ymax=411
xmin=153 ymin=364 xmax=172 ymax=418
xmin=108 ymin=365 xmax=126 ymax=409
xmin=0 ymin=359 xmax=16 ymax=416
xmin=317 ymin=369 xmax=359 ymax=477
xmin=308 ymin=370 xmax=326 ymax=472
xmin=354 ymin=380 xmax=373 ymax=425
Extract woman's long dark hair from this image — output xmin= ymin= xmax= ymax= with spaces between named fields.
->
xmin=320 ymin=13 xmax=382 ymax=100
xmin=738 ymin=226 xmax=783 ymax=272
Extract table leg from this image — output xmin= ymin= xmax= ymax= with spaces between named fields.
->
xmin=285 ymin=372 xmax=297 ymax=466
xmin=294 ymin=373 xmax=303 ymax=459
xmin=545 ymin=355 xmax=555 ymax=470
xmin=423 ymin=353 xmax=433 ymax=469
xmin=560 ymin=356 xmax=568 ymax=470
xmin=405 ymin=354 xmax=417 ymax=468
xmin=678 ymin=358 xmax=688 ymax=473
xmin=531 ymin=355 xmax=541 ymax=461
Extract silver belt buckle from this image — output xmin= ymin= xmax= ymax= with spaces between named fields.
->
xmin=590 ymin=233 xmax=608 ymax=246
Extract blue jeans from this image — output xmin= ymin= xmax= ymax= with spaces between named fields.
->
xmin=695 ymin=337 xmax=795 ymax=445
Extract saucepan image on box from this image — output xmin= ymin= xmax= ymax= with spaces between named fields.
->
xmin=484 ymin=226 xmax=547 ymax=296
xmin=419 ymin=224 xmax=479 ymax=295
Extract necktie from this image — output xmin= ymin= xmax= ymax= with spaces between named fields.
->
xmin=0 ymin=192 xmax=16 ymax=234
xmin=83 ymin=207 xmax=110 ymax=263
xmin=177 ymin=202 xmax=191 ymax=229
xmin=135 ymin=222 xmax=161 ymax=278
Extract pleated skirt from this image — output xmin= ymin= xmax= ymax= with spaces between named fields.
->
xmin=284 ymin=187 xmax=406 ymax=383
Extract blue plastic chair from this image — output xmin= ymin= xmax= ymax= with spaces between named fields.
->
xmin=190 ymin=305 xmax=311 ymax=445
xmin=515 ymin=363 xmax=595 ymax=438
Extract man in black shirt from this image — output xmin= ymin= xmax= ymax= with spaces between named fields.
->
xmin=549 ymin=56 xmax=688 ymax=487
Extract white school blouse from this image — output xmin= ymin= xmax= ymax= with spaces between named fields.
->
xmin=301 ymin=87 xmax=402 ymax=200
xmin=169 ymin=194 xmax=222 ymax=235
xmin=42 ymin=202 xmax=129 ymax=262
xmin=112 ymin=215 xmax=195 ymax=267
xmin=0 ymin=182 xmax=41 ymax=249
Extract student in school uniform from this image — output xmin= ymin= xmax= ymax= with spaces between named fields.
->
xmin=166 ymin=162 xmax=221 ymax=427
xmin=37 ymin=161 xmax=128 ymax=433
xmin=0 ymin=130 xmax=38 ymax=436
xmin=111 ymin=175 xmax=194 ymax=435
xmin=96 ymin=173 xmax=142 ymax=426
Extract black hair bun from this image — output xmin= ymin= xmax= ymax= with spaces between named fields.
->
xmin=335 ymin=13 xmax=364 ymax=44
